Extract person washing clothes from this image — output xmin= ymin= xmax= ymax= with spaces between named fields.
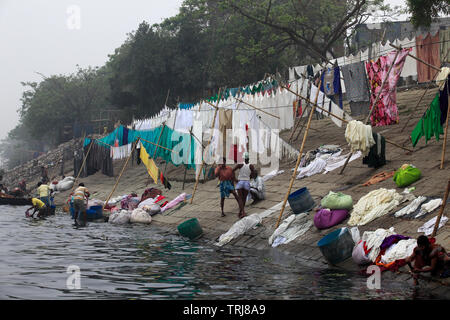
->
xmin=233 ymin=152 xmax=256 ymax=219
xmin=71 ymin=183 xmax=90 ymax=227
xmin=25 ymin=198 xmax=47 ymax=218
xmin=215 ymin=157 xmax=242 ymax=217
xmin=405 ymin=235 xmax=449 ymax=285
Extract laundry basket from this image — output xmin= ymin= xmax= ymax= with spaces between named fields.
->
xmin=177 ymin=218 xmax=203 ymax=240
xmin=288 ymin=187 xmax=315 ymax=214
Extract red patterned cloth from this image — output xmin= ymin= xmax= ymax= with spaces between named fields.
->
xmin=365 ymin=48 xmax=411 ymax=126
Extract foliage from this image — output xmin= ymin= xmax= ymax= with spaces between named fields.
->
xmin=222 ymin=0 xmax=391 ymax=61
xmin=406 ymin=0 xmax=449 ymax=28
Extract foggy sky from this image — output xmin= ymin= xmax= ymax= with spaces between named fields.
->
xmin=0 ymin=0 xmax=408 ymax=141
xmin=0 ymin=0 xmax=183 ymax=140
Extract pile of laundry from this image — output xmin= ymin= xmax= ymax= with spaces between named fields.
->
xmin=352 ymin=227 xmax=417 ymax=272
xmin=313 ymin=191 xmax=353 ymax=230
xmin=348 ymin=188 xmax=403 ymax=226
xmin=103 ymin=187 xmax=189 ymax=225
xmin=294 ymin=145 xmax=362 ymax=179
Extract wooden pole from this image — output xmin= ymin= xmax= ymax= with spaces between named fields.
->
xmin=103 ymin=138 xmax=139 ymax=210
xmin=138 ymin=137 xmax=175 ymax=153
xmin=275 ymin=75 xmax=323 ymax=229
xmin=431 ymin=179 xmax=450 ymax=238
xmin=389 ymin=43 xmax=441 ymax=72
xmin=234 ymin=97 xmax=280 ymax=119
xmin=400 ymin=50 xmax=450 ymax=134
xmin=289 ymin=73 xmax=307 ymax=142
xmin=440 ymin=80 xmax=450 ymax=170
xmin=183 ymin=126 xmax=193 ymax=190
xmin=70 ymin=138 xmax=94 ymax=194
xmin=281 ymin=83 xmax=413 ymax=152
xmin=190 ymin=88 xmax=223 ymax=204
xmin=153 ymin=123 xmax=166 ymax=159
xmin=294 ymin=81 xmax=312 ymax=141
xmin=146 ymin=123 xmax=166 ymax=187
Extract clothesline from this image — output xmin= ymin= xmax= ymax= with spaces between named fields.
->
xmin=302 ymin=38 xmax=450 ymax=74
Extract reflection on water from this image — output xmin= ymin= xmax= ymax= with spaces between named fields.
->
xmin=0 ymin=205 xmax=436 ymax=299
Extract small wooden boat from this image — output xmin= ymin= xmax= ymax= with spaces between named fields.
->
xmin=0 ymin=196 xmax=32 ymax=206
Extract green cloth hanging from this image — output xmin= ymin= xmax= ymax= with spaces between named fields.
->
xmin=411 ymin=93 xmax=444 ymax=147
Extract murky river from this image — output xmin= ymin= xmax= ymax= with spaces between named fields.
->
xmin=0 ymin=205 xmax=437 ymax=300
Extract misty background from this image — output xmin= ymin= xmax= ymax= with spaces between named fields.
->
xmin=0 ymin=0 xmax=407 ymax=143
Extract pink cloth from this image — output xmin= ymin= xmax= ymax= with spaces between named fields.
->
xmin=366 ymin=48 xmax=411 ymax=126
xmin=160 ymin=193 xmax=187 ymax=212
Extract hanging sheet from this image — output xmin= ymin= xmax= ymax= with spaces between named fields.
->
xmin=365 ymin=48 xmax=411 ymax=126
xmin=416 ymin=32 xmax=441 ymax=83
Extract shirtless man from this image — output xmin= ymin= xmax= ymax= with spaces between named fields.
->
xmin=405 ymin=235 xmax=449 ymax=285
xmin=215 ymin=157 xmax=242 ymax=217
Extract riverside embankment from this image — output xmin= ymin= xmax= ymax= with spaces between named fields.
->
xmin=4 ymin=86 xmax=450 ymax=298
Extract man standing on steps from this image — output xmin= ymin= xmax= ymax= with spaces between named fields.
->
xmin=72 ymin=183 xmax=90 ymax=227
xmin=215 ymin=157 xmax=242 ymax=218
xmin=233 ymin=152 xmax=256 ymax=219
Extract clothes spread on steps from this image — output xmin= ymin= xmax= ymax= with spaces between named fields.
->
xmin=394 ymin=196 xmax=427 ymax=217
xmin=269 ymin=213 xmax=313 ymax=247
xmin=417 ymin=215 xmax=448 ymax=236
xmin=415 ymin=198 xmax=442 ymax=218
xmin=348 ymin=189 xmax=402 ymax=226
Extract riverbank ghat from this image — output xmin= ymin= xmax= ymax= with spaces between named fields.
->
xmin=3 ymin=43 xmax=450 ymax=297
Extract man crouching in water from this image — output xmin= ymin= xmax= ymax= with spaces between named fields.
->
xmin=26 ymin=197 xmax=47 ymax=218
xmin=72 ymin=183 xmax=90 ymax=227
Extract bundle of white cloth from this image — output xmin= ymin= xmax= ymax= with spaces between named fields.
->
xmin=345 ymin=120 xmax=375 ymax=156
xmin=348 ymin=188 xmax=402 ymax=226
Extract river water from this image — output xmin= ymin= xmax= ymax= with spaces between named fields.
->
xmin=0 ymin=205 xmax=437 ymax=300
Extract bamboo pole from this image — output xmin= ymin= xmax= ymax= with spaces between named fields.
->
xmin=440 ymin=80 xmax=450 ymax=170
xmin=294 ymin=82 xmax=312 ymax=141
xmin=70 ymin=138 xmax=94 ymax=194
xmin=431 ymin=179 xmax=450 ymax=238
xmin=289 ymin=73 xmax=307 ymax=142
xmin=153 ymin=123 xmax=166 ymax=159
xmin=234 ymin=97 xmax=280 ymax=119
xmin=145 ymin=123 xmax=166 ymax=187
xmin=275 ymin=75 xmax=323 ymax=229
xmin=190 ymin=88 xmax=223 ymax=204
xmin=102 ymin=138 xmax=139 ymax=211
xmin=183 ymin=126 xmax=193 ymax=190
xmin=281 ymin=83 xmax=413 ymax=152
xmin=399 ymin=49 xmax=450 ymax=134
xmin=389 ymin=43 xmax=441 ymax=72
xmin=138 ymin=137 xmax=175 ymax=153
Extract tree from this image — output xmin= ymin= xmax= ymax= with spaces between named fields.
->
xmin=222 ymin=0 xmax=395 ymax=62
xmin=406 ymin=0 xmax=449 ymax=28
